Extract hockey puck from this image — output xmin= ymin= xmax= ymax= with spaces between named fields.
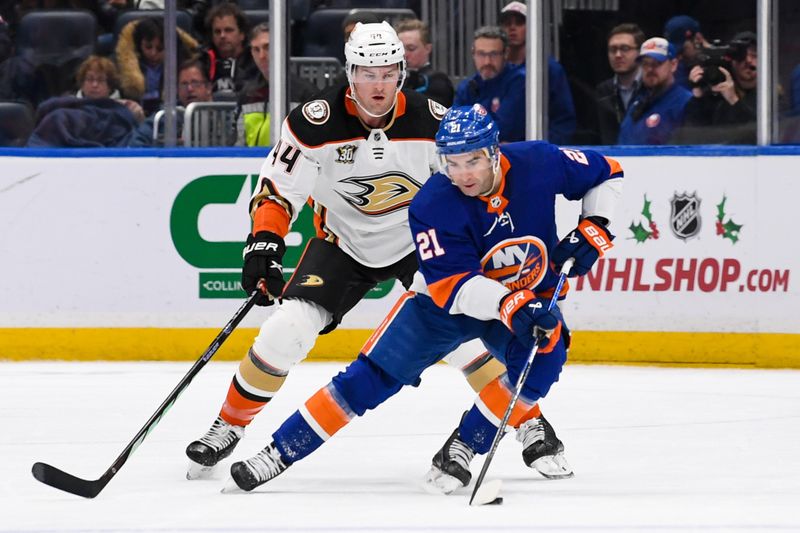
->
xmin=487 ymin=497 xmax=503 ymax=505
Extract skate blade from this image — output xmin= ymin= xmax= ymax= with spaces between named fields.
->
xmin=532 ymin=453 xmax=574 ymax=479
xmin=422 ymin=466 xmax=463 ymax=495
xmin=220 ymin=476 xmax=244 ymax=493
xmin=470 ymin=479 xmax=503 ymax=506
xmin=186 ymin=461 xmax=216 ymax=480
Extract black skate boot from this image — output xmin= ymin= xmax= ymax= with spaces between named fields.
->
xmin=516 ymin=415 xmax=573 ymax=479
xmin=185 ymin=416 xmax=244 ymax=479
xmin=226 ymin=442 xmax=289 ymax=492
xmin=423 ymin=426 xmax=476 ymax=494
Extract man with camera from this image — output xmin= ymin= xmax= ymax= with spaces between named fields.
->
xmin=677 ymin=31 xmax=757 ymax=144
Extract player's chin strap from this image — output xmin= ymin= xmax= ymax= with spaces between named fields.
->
xmin=345 ymin=87 xmax=400 ymax=119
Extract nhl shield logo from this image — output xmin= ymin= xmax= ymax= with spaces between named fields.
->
xmin=670 ymin=192 xmax=701 ymax=240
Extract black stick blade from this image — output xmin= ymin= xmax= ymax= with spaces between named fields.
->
xmin=32 ymin=462 xmax=105 ymax=499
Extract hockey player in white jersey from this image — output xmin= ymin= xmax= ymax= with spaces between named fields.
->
xmin=184 ymin=22 xmax=508 ymax=478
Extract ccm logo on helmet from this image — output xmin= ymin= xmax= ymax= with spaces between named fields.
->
xmin=243 ymin=241 xmax=280 ymax=258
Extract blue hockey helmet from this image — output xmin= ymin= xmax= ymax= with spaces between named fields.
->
xmin=436 ymin=104 xmax=501 ymax=190
xmin=435 ymin=104 xmax=500 ymax=156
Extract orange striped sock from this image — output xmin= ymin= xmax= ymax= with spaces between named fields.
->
xmin=219 ymin=377 xmax=271 ymax=427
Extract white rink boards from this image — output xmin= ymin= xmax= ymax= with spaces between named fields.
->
xmin=3 ymin=361 xmax=799 ymax=532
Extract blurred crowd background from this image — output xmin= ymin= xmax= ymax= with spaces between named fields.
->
xmin=0 ymin=0 xmax=798 ymax=148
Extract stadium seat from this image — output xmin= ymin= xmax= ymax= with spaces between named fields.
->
xmin=113 ymin=10 xmax=195 ymax=38
xmin=243 ymin=10 xmax=269 ymax=31
xmin=16 ymin=10 xmax=96 ymax=68
xmin=351 ymin=8 xmax=417 ymax=26
xmin=298 ymin=9 xmax=351 ymax=61
xmin=16 ymin=10 xmax=97 ymax=99
xmin=0 ymin=101 xmax=34 ymax=147
xmin=327 ymin=0 xmax=415 ymax=8
xmin=290 ymin=57 xmax=343 ymax=91
xmin=233 ymin=0 xmax=267 ymax=9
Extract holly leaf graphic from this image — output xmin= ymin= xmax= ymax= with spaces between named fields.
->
xmin=642 ymin=196 xmax=653 ymax=222
xmin=716 ymin=196 xmax=727 ymax=221
xmin=628 ymin=222 xmax=651 ymax=243
xmin=722 ymin=219 xmax=743 ymax=243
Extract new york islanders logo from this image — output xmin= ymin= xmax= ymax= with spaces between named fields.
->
xmin=337 ymin=172 xmax=423 ymax=216
xmin=481 ymin=237 xmax=547 ymax=291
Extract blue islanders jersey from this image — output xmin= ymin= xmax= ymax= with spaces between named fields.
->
xmin=409 ymin=141 xmax=623 ymax=311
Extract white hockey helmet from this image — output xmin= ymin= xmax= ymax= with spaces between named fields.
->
xmin=344 ymin=21 xmax=407 ymax=89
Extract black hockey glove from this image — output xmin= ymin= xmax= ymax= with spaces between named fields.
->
xmin=551 ymin=216 xmax=615 ymax=277
xmin=499 ymin=289 xmax=563 ymax=354
xmin=242 ymin=231 xmax=286 ymax=306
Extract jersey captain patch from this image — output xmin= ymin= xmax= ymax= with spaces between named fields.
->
xmin=480 ymin=236 xmax=548 ymax=292
xmin=337 ymin=172 xmax=423 ymax=216
xmin=302 ymin=100 xmax=330 ymax=125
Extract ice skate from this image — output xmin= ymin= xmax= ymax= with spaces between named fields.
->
xmin=516 ymin=415 xmax=574 ymax=479
xmin=185 ymin=416 xmax=244 ymax=479
xmin=423 ymin=426 xmax=476 ymax=494
xmin=225 ymin=442 xmax=289 ymax=492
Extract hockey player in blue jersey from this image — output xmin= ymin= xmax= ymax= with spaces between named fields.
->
xmin=224 ymin=104 xmax=624 ymax=493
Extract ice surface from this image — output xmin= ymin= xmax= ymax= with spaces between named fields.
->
xmin=2 ymin=361 xmax=799 ymax=532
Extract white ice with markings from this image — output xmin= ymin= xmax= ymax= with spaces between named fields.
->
xmin=3 ymin=360 xmax=799 ymax=532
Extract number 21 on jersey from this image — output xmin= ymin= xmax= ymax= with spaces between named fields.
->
xmin=416 ymin=229 xmax=445 ymax=260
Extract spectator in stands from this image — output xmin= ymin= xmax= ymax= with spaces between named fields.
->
xmin=664 ymin=15 xmax=707 ymax=90
xmin=129 ymin=59 xmax=213 ymax=147
xmin=75 ymin=55 xmax=144 ymax=122
xmin=27 ymin=55 xmax=142 ymax=147
xmin=395 ymin=18 xmax=453 ymax=107
xmin=618 ymin=37 xmax=692 ymax=145
xmin=453 ymin=26 xmax=525 ymax=142
xmin=595 ymin=23 xmax=646 ymax=145
xmin=116 ymin=17 xmax=199 ymax=116
xmin=677 ymin=31 xmax=757 ymax=144
xmin=499 ymin=1 xmax=526 ymax=66
xmin=199 ymin=2 xmax=255 ymax=98
xmin=234 ymin=23 xmax=317 ymax=147
xmin=496 ymin=1 xmax=576 ymax=144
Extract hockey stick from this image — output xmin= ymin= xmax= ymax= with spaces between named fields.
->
xmin=469 ymin=259 xmax=573 ymax=506
xmin=31 ymin=289 xmax=262 ymax=498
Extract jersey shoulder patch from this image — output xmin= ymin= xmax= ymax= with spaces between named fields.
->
xmin=427 ymin=99 xmax=448 ymax=120
xmin=301 ymin=99 xmax=331 ymax=125
xmin=286 ymin=85 xmax=355 ymax=147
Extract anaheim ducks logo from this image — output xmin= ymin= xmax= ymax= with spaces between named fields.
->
xmin=337 ymin=172 xmax=423 ymax=216
xmin=481 ymin=237 xmax=548 ymax=291
xmin=298 ymin=274 xmax=324 ymax=287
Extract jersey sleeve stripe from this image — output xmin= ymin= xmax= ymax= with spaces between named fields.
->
xmin=253 ymin=201 xmax=290 ymax=237
xmin=427 ymin=272 xmax=471 ymax=308
xmin=604 ymin=156 xmax=624 ymax=179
